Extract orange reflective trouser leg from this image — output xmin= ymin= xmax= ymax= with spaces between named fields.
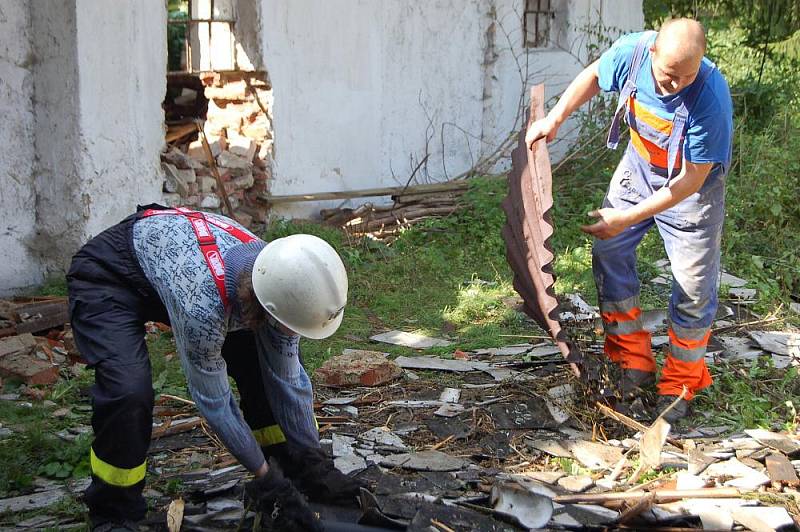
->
xmin=599 ymin=296 xmax=656 ymax=372
xmin=592 ymin=167 xmax=658 ymax=373
xmin=653 ymin=195 xmax=724 ymax=400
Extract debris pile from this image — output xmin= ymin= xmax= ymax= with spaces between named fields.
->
xmin=320 ymin=181 xmax=469 ymax=242
xmin=0 ymin=297 xmax=81 ymax=388
xmin=161 ymin=71 xmax=274 ymax=227
xmin=2 ymin=281 xmax=798 ymax=530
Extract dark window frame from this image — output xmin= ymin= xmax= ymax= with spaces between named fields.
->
xmin=523 ymin=0 xmax=555 ymax=49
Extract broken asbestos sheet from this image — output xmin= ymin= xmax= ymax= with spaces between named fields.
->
xmin=501 ymin=84 xmax=580 ymax=374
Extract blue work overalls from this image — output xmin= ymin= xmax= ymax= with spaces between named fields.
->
xmin=593 ymin=32 xmax=729 ymax=400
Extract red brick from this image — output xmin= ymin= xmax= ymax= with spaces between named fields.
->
xmin=315 ymin=350 xmax=401 ymax=387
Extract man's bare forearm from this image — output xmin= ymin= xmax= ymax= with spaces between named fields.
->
xmin=548 ymin=60 xmax=602 ymax=126
xmin=621 ymin=162 xmax=713 ymax=225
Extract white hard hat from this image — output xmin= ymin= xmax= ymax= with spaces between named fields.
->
xmin=251 ymin=234 xmax=348 ymax=339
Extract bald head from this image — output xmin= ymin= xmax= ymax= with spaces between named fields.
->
xmin=650 ymin=18 xmax=707 ymax=94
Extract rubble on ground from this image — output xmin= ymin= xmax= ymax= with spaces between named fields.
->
xmin=2 ymin=290 xmax=799 ymax=530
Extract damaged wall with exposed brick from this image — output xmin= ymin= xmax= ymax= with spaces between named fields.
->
xmin=261 ymin=0 xmax=643 ymax=218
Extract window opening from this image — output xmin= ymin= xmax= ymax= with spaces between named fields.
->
xmin=523 ymin=0 xmax=554 ymax=48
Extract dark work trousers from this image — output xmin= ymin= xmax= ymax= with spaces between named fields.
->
xmin=67 ymin=206 xmax=281 ymax=522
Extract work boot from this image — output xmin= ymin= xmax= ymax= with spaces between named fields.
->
xmin=244 ymin=458 xmax=323 ymax=532
xmin=619 ymin=369 xmax=656 ymax=401
xmin=655 ymin=395 xmax=690 ymax=424
xmin=278 ymin=445 xmax=367 ymax=507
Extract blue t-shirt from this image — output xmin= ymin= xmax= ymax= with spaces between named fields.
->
xmin=597 ymin=31 xmax=733 ymax=166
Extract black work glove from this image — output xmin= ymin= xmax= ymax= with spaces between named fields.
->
xmin=279 ymin=445 xmax=369 ymax=507
xmin=244 ymin=458 xmax=323 ymax=532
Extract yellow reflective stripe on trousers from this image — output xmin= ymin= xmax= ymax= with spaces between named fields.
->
xmin=90 ymin=448 xmax=146 ymax=487
xmin=252 ymin=424 xmax=287 ymax=446
xmin=252 ymin=418 xmax=320 ymax=447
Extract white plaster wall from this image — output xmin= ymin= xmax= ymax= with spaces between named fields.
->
xmin=72 ymin=1 xmax=167 ymax=244
xmin=0 ymin=1 xmax=42 ymax=295
xmin=261 ymin=0 xmax=643 ymax=218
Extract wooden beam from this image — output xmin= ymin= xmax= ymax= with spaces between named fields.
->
xmin=262 ymin=180 xmax=474 ymax=204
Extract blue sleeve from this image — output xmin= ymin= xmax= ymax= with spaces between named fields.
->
xmin=176 ymin=318 xmax=266 ymax=473
xmin=255 ymin=323 xmax=319 ymax=449
xmin=685 ymin=71 xmax=734 ymax=164
xmin=597 ymin=32 xmax=644 ymax=93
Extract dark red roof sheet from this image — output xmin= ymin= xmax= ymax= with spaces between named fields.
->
xmin=502 ymin=85 xmax=581 ymax=375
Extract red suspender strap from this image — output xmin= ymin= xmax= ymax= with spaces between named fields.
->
xmin=140 ymin=207 xmax=257 ymax=310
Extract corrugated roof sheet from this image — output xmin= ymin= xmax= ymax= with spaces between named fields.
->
xmin=502 ymin=85 xmax=581 ymax=375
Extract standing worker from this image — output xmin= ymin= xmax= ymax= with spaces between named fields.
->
xmin=526 ymin=19 xmax=733 ymax=422
xmin=67 ymin=204 xmax=363 ymax=531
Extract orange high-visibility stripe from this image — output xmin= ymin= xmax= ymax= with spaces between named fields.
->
xmin=605 ymin=331 xmax=656 ymax=372
xmin=668 ymin=328 xmax=711 ymax=350
xmin=630 ymin=97 xmax=673 ymax=134
xmin=657 ymin=356 xmax=713 ymax=400
xmin=601 ymin=307 xmax=641 ymax=324
xmin=627 ymin=96 xmax=682 ymax=171
xmin=629 ymin=128 xmax=682 ymax=170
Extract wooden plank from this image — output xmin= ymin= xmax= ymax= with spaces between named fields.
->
xmin=263 ymin=180 xmax=473 ymax=204
xmin=765 ymin=452 xmax=800 ymax=487
xmin=553 ymin=487 xmax=740 ymax=504
xmin=166 ymin=123 xmax=198 ymax=143
xmin=13 ymin=300 xmax=69 ymax=334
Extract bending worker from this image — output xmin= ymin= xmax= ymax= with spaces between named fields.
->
xmin=526 ymin=18 xmax=733 ymax=422
xmin=67 ymin=204 xmax=362 ymax=531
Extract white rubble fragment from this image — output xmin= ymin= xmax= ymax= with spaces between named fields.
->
xmin=651 ymin=275 xmax=671 ymax=286
xmin=474 ymin=344 xmax=533 ymax=356
xmin=545 ymin=384 xmax=573 ymax=425
xmin=720 ymin=271 xmax=748 ymax=288
xmin=323 ymin=397 xmax=358 ymax=405
xmin=386 ymin=400 xmax=442 ymax=408
xmin=595 ymin=478 xmax=618 ymax=490
xmin=732 ymin=506 xmax=795 ymax=532
xmin=380 ymin=450 xmax=466 ymax=471
xmin=676 ymin=472 xmax=707 ymax=490
xmin=341 ymin=405 xmax=359 ymax=417
xmin=520 ymin=470 xmax=565 ymax=486
xmin=744 ymin=428 xmax=800 ymax=455
xmin=652 ymin=335 xmax=669 ymax=348
xmin=716 ymin=336 xmax=763 ymax=361
xmin=557 ymin=475 xmax=593 ymax=493
xmin=334 ymin=454 xmax=366 ymax=475
xmin=438 ymin=388 xmax=461 ymax=403
xmin=394 ymin=356 xmax=472 ymax=372
xmin=566 ymin=503 xmax=618 ymax=524
xmin=550 ymin=512 xmax=582 ymax=527
xmin=729 ymin=287 xmax=757 ymax=300
xmin=566 ymin=440 xmax=623 ymax=470
xmin=748 ymin=330 xmax=800 ymax=357
xmin=491 ymin=483 xmax=553 ymax=529
xmin=705 ymin=457 xmax=770 ymax=490
xmin=358 ymin=427 xmax=406 ymax=449
xmin=434 ymin=403 xmax=464 ymax=417
xmin=331 ymin=434 xmax=356 ymax=457
xmin=528 ymin=439 xmax=572 ymax=458
xmin=370 ymin=331 xmax=453 ymax=349
xmin=640 ymin=418 xmax=671 ymax=468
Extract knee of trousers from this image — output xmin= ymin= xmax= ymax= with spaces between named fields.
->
xmin=671 ymin=288 xmax=718 ymax=329
xmin=93 ymin=371 xmax=154 ymax=417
